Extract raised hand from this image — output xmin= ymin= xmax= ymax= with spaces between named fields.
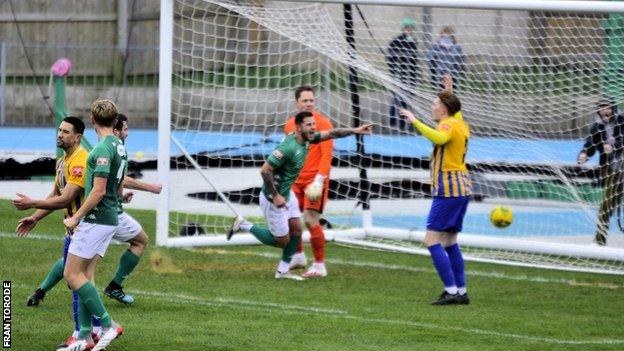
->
xmin=442 ymin=74 xmax=453 ymax=92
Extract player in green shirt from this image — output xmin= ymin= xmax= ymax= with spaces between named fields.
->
xmin=61 ymin=99 xmax=124 ymax=351
xmin=228 ymin=110 xmax=372 ymax=280
xmin=104 ymin=113 xmax=162 ymax=305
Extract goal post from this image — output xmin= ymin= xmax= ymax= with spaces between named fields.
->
xmin=158 ymin=0 xmax=624 ymax=274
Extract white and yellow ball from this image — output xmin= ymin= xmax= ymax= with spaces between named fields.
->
xmin=490 ymin=205 xmax=513 ymax=228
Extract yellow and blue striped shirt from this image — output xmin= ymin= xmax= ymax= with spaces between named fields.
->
xmin=429 ymin=116 xmax=471 ymax=197
xmin=54 ymin=146 xmax=88 ymax=219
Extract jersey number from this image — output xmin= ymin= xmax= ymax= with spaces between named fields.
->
xmin=116 ymin=160 xmax=127 ymax=184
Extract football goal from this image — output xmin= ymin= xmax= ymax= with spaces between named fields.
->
xmin=157 ymin=0 xmax=624 ymax=274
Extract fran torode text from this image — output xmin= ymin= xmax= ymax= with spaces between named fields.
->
xmin=3 ymin=281 xmax=10 ymax=349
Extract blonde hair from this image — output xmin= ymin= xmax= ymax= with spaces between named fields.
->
xmin=90 ymin=99 xmax=118 ymax=127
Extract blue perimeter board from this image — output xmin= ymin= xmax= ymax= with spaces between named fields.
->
xmin=0 ymin=127 xmax=596 ymax=166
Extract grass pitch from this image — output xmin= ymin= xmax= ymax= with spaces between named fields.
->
xmin=1 ymin=199 xmax=623 ymax=350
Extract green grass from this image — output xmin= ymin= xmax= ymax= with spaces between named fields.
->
xmin=1 ymin=198 xmax=623 ymax=350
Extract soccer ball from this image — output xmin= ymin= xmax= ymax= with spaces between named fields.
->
xmin=490 ymin=205 xmax=513 ymax=228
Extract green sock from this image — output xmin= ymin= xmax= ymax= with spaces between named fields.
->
xmin=39 ymin=258 xmax=64 ymax=292
xmin=76 ymin=282 xmax=111 ymax=328
xmin=281 ymin=235 xmax=300 ymax=263
xmin=250 ymin=225 xmax=277 ymax=246
xmin=112 ymin=249 xmax=141 ymax=286
xmin=77 ymin=298 xmax=93 ymax=339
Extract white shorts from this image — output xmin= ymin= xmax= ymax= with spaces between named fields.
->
xmin=68 ymin=221 xmax=117 ymax=259
xmin=259 ymin=191 xmax=301 ymax=237
xmin=112 ymin=212 xmax=143 ymax=242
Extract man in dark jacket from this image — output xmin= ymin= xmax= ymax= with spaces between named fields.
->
xmin=386 ymin=18 xmax=419 ymax=132
xmin=577 ymin=98 xmax=624 ymax=245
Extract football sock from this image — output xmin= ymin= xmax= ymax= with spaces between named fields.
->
xmin=40 ymin=258 xmax=64 ymax=292
xmin=76 ymin=282 xmax=111 ymax=328
xmin=112 ymin=249 xmax=141 ymax=286
xmin=309 ymin=224 xmax=326 ymax=263
xmin=72 ymin=291 xmax=80 ymax=332
xmin=292 ymin=251 xmax=306 ymax=262
xmin=445 ymin=244 xmax=466 ymax=293
xmin=92 ymin=315 xmax=101 ymax=328
xmin=428 ymin=244 xmax=457 ymax=294
xmin=77 ymin=298 xmax=93 ymax=339
xmin=281 ymin=235 xmax=300 ymax=263
xmin=239 ymin=219 xmax=253 ymax=232
xmin=250 ymin=225 xmax=277 ymax=246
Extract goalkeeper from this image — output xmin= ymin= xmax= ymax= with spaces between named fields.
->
xmin=283 ymin=86 xmax=334 ymax=278
xmin=228 ymin=111 xmax=372 ymax=280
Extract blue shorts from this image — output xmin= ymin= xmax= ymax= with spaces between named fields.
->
xmin=426 ymin=196 xmax=470 ymax=233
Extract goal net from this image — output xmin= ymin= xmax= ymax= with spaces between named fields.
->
xmin=157 ymin=0 xmax=624 ymax=274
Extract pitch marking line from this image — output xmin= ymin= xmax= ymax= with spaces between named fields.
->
xmin=131 ymin=288 xmax=624 ymax=345
xmin=134 ymin=290 xmax=347 ymax=315
xmin=193 ymin=248 xmax=624 ymax=290
xmin=6 ymin=263 xmax=624 ymax=345
xmin=2 ymin=232 xmax=621 ymax=289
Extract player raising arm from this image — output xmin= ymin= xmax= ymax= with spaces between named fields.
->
xmin=228 ymin=111 xmax=372 ymax=280
xmin=400 ymin=75 xmax=471 ymax=305
xmin=284 ymin=86 xmax=334 ymax=278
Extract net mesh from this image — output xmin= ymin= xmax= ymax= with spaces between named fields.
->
xmin=165 ymin=0 xmax=624 ymax=273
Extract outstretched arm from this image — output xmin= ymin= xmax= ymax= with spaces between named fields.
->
xmin=399 ymin=109 xmax=451 ymax=145
xmin=315 ymin=123 xmax=373 ymax=142
xmin=63 ymin=177 xmax=107 ymax=229
xmin=123 ymin=176 xmax=162 ymax=194
xmin=13 ymin=183 xmax=81 ymax=211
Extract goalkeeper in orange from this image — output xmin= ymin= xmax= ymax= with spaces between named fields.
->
xmin=283 ymin=86 xmax=333 ymax=278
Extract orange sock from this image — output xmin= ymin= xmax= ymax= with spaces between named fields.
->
xmin=309 ymin=224 xmax=326 ymax=263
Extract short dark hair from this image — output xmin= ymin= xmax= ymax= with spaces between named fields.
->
xmin=90 ymin=99 xmax=118 ymax=127
xmin=62 ymin=116 xmax=85 ymax=135
xmin=295 ymin=111 xmax=313 ymax=125
xmin=597 ymin=97 xmax=615 ymax=110
xmin=437 ymin=90 xmax=461 ymax=116
xmin=295 ymin=85 xmax=314 ymax=101
xmin=114 ymin=113 xmax=128 ymax=131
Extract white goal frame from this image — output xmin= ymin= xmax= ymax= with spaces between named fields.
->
xmin=156 ymin=0 xmax=624 ymax=273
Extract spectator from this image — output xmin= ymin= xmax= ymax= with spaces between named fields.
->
xmin=386 ymin=18 xmax=419 ymax=132
xmin=427 ymin=26 xmax=465 ymax=90
xmin=577 ymin=97 xmax=624 ymax=246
